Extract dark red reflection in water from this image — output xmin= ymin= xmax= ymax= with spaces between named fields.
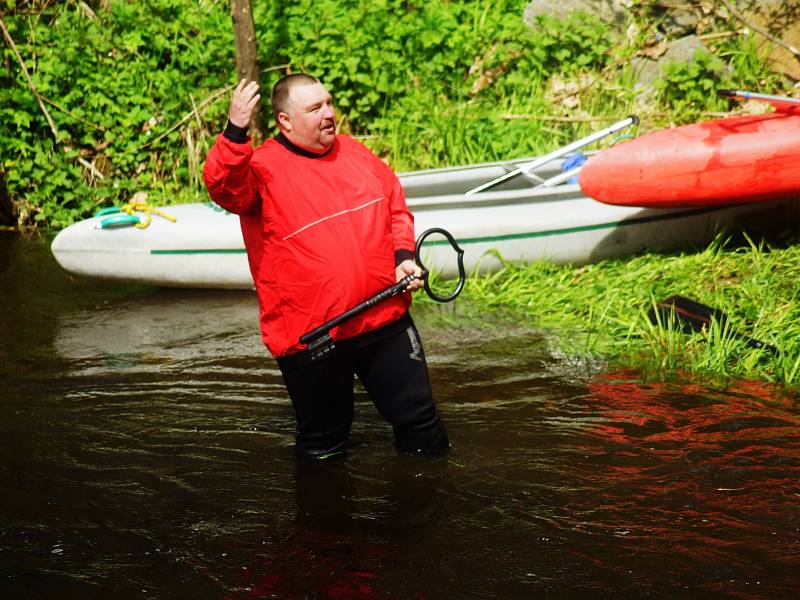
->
xmin=222 ymin=459 xmax=440 ymax=600
xmin=587 ymin=370 xmax=797 ymax=445
xmin=226 ymin=533 xmax=381 ymax=600
xmin=222 ymin=524 xmax=392 ymax=600
xmin=572 ymin=370 xmax=800 ymax=597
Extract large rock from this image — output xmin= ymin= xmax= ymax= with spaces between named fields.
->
xmin=734 ymin=0 xmax=800 ymax=81
xmin=659 ymin=7 xmax=701 ymax=38
xmin=633 ymin=35 xmax=707 ymax=85
xmin=631 ymin=36 xmax=708 ymax=102
xmin=523 ymin=0 xmax=629 ymax=25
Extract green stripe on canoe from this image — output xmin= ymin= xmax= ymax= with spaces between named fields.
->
xmin=422 ymin=206 xmax=722 ymax=246
xmin=151 ymin=248 xmax=247 ymax=255
xmin=148 ymin=206 xmax=723 ymax=254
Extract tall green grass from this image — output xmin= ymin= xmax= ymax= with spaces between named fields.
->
xmin=367 ymin=83 xmax=634 ymax=172
xmin=419 ymin=229 xmax=800 ymax=388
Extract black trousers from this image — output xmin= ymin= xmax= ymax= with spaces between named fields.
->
xmin=276 ymin=313 xmax=449 ymax=458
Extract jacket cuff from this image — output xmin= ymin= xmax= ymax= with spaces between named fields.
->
xmin=223 ymin=121 xmax=249 ymax=144
xmin=394 ymin=249 xmax=414 ymax=266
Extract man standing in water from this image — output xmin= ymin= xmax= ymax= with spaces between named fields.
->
xmin=203 ymin=75 xmax=449 ymax=459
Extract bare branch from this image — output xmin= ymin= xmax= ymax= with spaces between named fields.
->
xmin=0 ymin=15 xmax=59 ymax=141
xmin=109 ymin=63 xmax=289 ymax=156
xmin=719 ymin=0 xmax=800 ymax=58
xmin=77 ymin=156 xmax=105 ymax=181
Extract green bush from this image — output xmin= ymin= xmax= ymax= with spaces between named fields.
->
xmin=1 ymin=0 xmax=233 ymax=228
xmin=0 ymin=1 xmax=787 ymax=229
xmin=655 ymin=49 xmax=731 ymax=116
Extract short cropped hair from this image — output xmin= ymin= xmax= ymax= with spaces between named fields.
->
xmin=271 ymin=73 xmax=320 ymax=122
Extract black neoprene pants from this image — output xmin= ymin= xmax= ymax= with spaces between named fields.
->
xmin=276 ymin=312 xmax=449 ymax=458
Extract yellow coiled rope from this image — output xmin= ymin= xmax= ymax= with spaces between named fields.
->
xmin=118 ymin=201 xmax=177 ymax=229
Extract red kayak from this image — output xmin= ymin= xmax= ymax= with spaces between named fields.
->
xmin=580 ymin=92 xmax=800 ymax=208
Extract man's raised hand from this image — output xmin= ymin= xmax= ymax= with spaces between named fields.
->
xmin=229 ymin=79 xmax=261 ymax=128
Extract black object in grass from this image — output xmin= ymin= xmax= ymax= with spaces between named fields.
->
xmin=648 ymin=295 xmax=778 ymax=355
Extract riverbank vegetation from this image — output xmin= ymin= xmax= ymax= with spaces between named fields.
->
xmin=1 ymin=0 xmax=791 ymax=228
xmin=4 ymin=1 xmax=800 ymax=387
xmin=427 ymin=225 xmax=800 ymax=389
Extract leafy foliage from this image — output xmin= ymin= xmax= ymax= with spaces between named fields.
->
xmin=0 ymin=0 xmax=791 ymax=229
xmin=1 ymin=0 xmax=233 ymax=228
xmin=655 ymin=49 xmax=730 ymax=115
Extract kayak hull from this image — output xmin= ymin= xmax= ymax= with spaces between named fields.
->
xmin=51 ymin=156 xmax=795 ymax=289
xmin=579 ymin=113 xmax=800 ymax=208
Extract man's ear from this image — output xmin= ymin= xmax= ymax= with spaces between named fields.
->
xmin=277 ymin=111 xmax=292 ymax=132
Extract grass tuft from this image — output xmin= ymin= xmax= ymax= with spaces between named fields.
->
xmin=418 ymin=229 xmax=800 ymax=388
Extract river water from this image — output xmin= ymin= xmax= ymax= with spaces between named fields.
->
xmin=1 ymin=235 xmax=799 ymax=599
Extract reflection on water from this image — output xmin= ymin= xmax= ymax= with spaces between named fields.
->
xmin=1 ymin=236 xmax=799 ymax=599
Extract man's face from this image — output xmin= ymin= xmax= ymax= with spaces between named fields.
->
xmin=280 ymin=82 xmax=337 ymax=152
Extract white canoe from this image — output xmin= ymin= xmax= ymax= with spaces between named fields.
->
xmin=51 ymin=155 xmax=791 ymax=289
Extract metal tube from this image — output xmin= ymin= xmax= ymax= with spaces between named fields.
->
xmin=718 ymin=89 xmax=800 ymax=108
xmin=465 ymin=115 xmax=639 ymax=196
xmin=536 ymin=166 xmax=582 ymax=189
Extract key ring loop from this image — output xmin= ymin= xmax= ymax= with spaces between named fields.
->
xmin=415 ymin=227 xmax=465 ymax=303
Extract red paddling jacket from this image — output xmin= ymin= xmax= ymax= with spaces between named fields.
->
xmin=203 ymin=130 xmax=415 ymax=357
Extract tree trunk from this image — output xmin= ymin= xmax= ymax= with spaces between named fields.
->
xmin=0 ymin=167 xmax=15 ymax=228
xmin=231 ymin=0 xmax=265 ymax=144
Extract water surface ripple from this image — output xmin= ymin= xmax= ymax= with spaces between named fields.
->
xmin=1 ymin=237 xmax=799 ymax=599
